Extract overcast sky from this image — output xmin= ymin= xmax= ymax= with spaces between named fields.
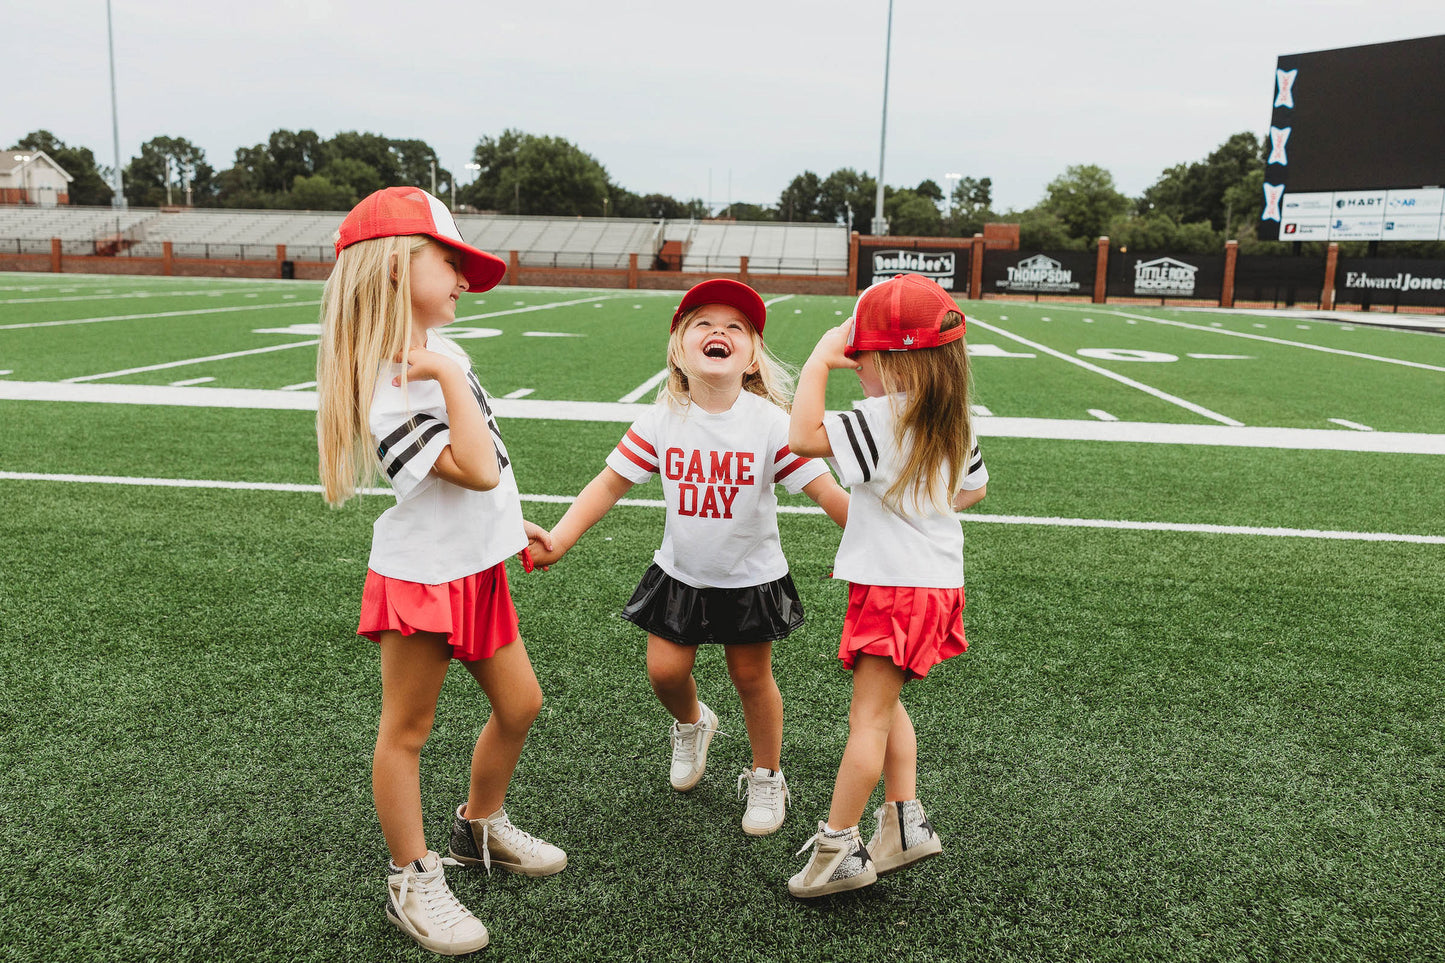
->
xmin=6 ymin=1 xmax=1444 ymax=213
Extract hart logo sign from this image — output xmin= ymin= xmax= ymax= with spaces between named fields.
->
xmin=996 ymin=254 xmax=1080 ymax=294
xmin=870 ymin=250 xmax=955 ymax=287
xmin=1133 ymin=257 xmax=1199 ymax=297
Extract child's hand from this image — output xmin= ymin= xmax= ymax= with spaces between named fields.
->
xmin=391 ymin=347 xmax=453 ymax=386
xmin=808 ymin=321 xmax=862 ymax=371
xmin=522 ymin=521 xmax=561 ymax=570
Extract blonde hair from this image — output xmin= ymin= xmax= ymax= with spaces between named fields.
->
xmin=658 ymin=306 xmax=795 ymax=411
xmin=870 ymin=312 xmax=974 ymax=515
xmin=316 ymin=234 xmax=432 ymax=506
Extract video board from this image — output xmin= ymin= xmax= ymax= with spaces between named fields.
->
xmin=1259 ymin=34 xmax=1445 ymax=242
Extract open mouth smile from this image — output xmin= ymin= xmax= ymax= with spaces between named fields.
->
xmin=702 ymin=338 xmax=732 ymax=359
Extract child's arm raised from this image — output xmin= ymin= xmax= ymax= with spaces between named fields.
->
xmin=528 ymin=466 xmax=635 ymax=567
xmin=399 ymin=348 xmax=501 ymax=492
xmin=790 ymin=322 xmax=857 ymax=458
xmin=802 ymin=474 xmax=849 ymax=528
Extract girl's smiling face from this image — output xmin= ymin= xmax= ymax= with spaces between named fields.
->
xmin=407 ymin=240 xmax=468 ymax=331
xmin=680 ymin=303 xmax=759 ymax=385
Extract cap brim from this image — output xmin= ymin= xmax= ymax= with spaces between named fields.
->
xmin=432 ymin=235 xmax=507 ymax=292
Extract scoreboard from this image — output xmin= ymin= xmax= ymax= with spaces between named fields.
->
xmin=1259 ymin=35 xmax=1445 ymax=242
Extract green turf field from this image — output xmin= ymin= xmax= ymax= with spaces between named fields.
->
xmin=1 ymin=272 xmax=1442 ymax=962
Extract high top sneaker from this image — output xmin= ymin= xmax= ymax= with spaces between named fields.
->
xmin=384 ymin=851 xmax=489 ymax=955
xmin=787 ymin=822 xmax=877 ymax=898
xmin=668 ymin=701 xmax=719 ymax=791
xmin=867 ymin=799 xmax=943 ymax=875
xmin=737 ymin=767 xmax=790 ymax=836
xmin=448 ymin=804 xmax=568 ymax=877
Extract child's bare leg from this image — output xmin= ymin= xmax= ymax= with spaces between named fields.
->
xmin=827 ymin=655 xmax=907 ymax=829
xmin=374 ymin=630 xmax=453 ymax=865
xmin=724 ymin=642 xmax=782 ymax=771
xmin=459 ymin=637 xmax=543 ymax=818
xmin=881 ymin=699 xmax=917 ymax=802
xmin=646 ymin=634 xmax=702 ymax=723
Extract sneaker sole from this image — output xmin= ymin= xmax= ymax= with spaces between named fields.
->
xmin=742 ymin=816 xmax=785 ymax=837
xmin=872 ymin=836 xmax=943 ymax=876
xmin=387 ymin=904 xmax=489 ymax=955
xmin=787 ymin=866 xmax=879 ymax=898
xmin=669 ymin=710 xmax=716 ymax=792
xmin=447 ymin=849 xmax=568 ymax=877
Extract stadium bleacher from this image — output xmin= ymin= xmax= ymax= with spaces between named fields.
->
xmin=0 ymin=205 xmax=850 ymax=275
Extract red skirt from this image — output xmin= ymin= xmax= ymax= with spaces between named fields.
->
xmin=358 ymin=562 xmax=520 ymax=662
xmin=839 ymin=583 xmax=967 ymax=680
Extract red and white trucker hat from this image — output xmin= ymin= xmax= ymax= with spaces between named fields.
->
xmin=846 ymin=273 xmax=966 ymax=357
xmin=671 ymin=278 xmax=767 ymax=335
xmin=335 ymin=187 xmax=507 ymax=292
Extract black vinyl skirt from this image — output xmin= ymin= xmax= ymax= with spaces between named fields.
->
xmin=621 ymin=564 xmax=805 ymax=645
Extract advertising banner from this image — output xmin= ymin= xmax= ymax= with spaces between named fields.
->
xmin=981 ymin=250 xmax=1096 ymax=296
xmin=1232 ymin=255 xmax=1325 ymax=306
xmin=1106 ymin=253 xmax=1224 ymax=301
xmin=1335 ymin=257 xmax=1445 ymax=307
xmin=856 ymin=243 xmax=970 ymax=293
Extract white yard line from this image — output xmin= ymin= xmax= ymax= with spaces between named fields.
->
xmin=1047 ymin=304 xmax=1445 ymax=373
xmin=454 ymin=293 xmax=629 ymax=322
xmin=1088 ymin=409 xmax=1118 ymax=421
xmin=168 ymin=376 xmax=215 ymax=387
xmin=60 ymin=340 xmax=321 ymax=383
xmin=762 ymin=295 xmax=795 ymax=307
xmin=2 ymin=380 xmax=1443 ymax=454
xmin=0 ymin=300 xmax=322 ymax=331
xmin=1328 ymin=418 xmax=1374 ymax=432
xmin=2 ymin=470 xmax=1440 ymax=545
xmin=503 ymin=388 xmax=535 ymax=399
xmin=618 ymin=369 xmax=669 ymax=403
xmin=280 ymin=380 xmax=316 ymax=391
xmin=969 ymin=316 xmax=1244 ymax=426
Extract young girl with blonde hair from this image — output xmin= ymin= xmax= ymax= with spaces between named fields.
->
xmin=785 ymin=273 xmax=989 ymax=897
xmin=317 ymin=187 xmax=564 ymax=955
xmin=529 ymin=279 xmax=848 ymax=837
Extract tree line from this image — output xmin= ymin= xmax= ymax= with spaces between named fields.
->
xmin=8 ymin=128 xmax=1444 ymax=257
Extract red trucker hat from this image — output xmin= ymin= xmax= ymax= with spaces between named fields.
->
xmin=335 ymin=187 xmax=507 ymax=292
xmin=846 ymin=273 xmax=966 ymax=356
xmin=670 ymin=278 xmax=767 ymax=335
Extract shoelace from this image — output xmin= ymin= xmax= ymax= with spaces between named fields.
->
xmin=474 ymin=815 xmax=551 ymax=875
xmin=793 ymin=830 xmax=824 ymax=858
xmin=393 ymin=857 xmax=471 ymax=930
xmin=668 ymin=716 xmax=726 ymax=763
xmin=736 ymin=770 xmax=790 ymax=810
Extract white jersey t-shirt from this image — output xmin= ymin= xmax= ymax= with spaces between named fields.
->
xmin=366 ymin=330 xmax=526 ymax=584
xmin=824 ymin=393 xmax=988 ymax=589
xmin=606 ymin=391 xmax=830 ymax=589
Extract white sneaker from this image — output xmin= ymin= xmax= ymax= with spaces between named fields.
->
xmin=449 ymin=804 xmax=568 ymax=877
xmin=788 ymin=822 xmax=877 ymax=898
xmin=668 ymin=701 xmax=719 ymax=791
xmin=384 ymin=851 xmax=489 ymax=955
xmin=867 ymin=799 xmax=943 ymax=875
xmin=737 ymin=767 xmax=789 ymax=836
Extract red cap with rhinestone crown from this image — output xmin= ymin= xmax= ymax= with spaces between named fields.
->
xmin=334 ymin=187 xmax=507 ymax=292
xmin=845 ymin=273 xmax=966 ymax=357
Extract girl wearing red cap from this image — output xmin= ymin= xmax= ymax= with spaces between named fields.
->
xmin=317 ymin=188 xmax=564 ymax=954
xmin=529 ymin=278 xmax=848 ymax=838
xmin=785 ymin=274 xmax=988 ymax=898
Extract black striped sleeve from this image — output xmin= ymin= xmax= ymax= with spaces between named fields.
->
xmin=376 ymin=413 xmax=448 ymax=480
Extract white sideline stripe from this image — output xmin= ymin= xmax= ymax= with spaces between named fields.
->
xmin=61 ymin=340 xmax=321 ymax=383
xmin=0 ymin=300 xmax=322 ymax=330
xmin=1047 ymin=304 xmax=1445 ymax=373
xmin=2 ymin=380 xmax=1444 ymax=453
xmin=2 ymin=470 xmax=1441 ymax=545
xmin=969 ymin=317 xmax=1244 ymax=426
xmin=618 ymin=369 xmax=669 ymax=403
xmin=1329 ymin=418 xmax=1373 ymax=432
xmin=0 ymin=289 xmax=272 ymax=305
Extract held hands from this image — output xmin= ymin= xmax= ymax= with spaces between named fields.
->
xmin=806 ymin=320 xmax=862 ymax=371
xmin=521 ymin=520 xmax=564 ymax=571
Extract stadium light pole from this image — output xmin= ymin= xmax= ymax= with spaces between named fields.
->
xmin=107 ymin=0 xmax=125 ymax=211
xmin=872 ymin=0 xmax=893 ymax=236
xmin=944 ymin=172 xmax=962 ymax=215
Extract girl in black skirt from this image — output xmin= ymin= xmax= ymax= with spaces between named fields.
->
xmin=529 ymin=279 xmax=848 ymax=836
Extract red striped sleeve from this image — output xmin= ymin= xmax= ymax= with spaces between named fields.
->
xmin=775 ymin=444 xmax=792 ymax=462
xmin=774 ymin=456 xmax=806 ymax=481
xmin=626 ymin=429 xmax=657 ymax=457
xmin=615 ymin=442 xmax=657 ymax=473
